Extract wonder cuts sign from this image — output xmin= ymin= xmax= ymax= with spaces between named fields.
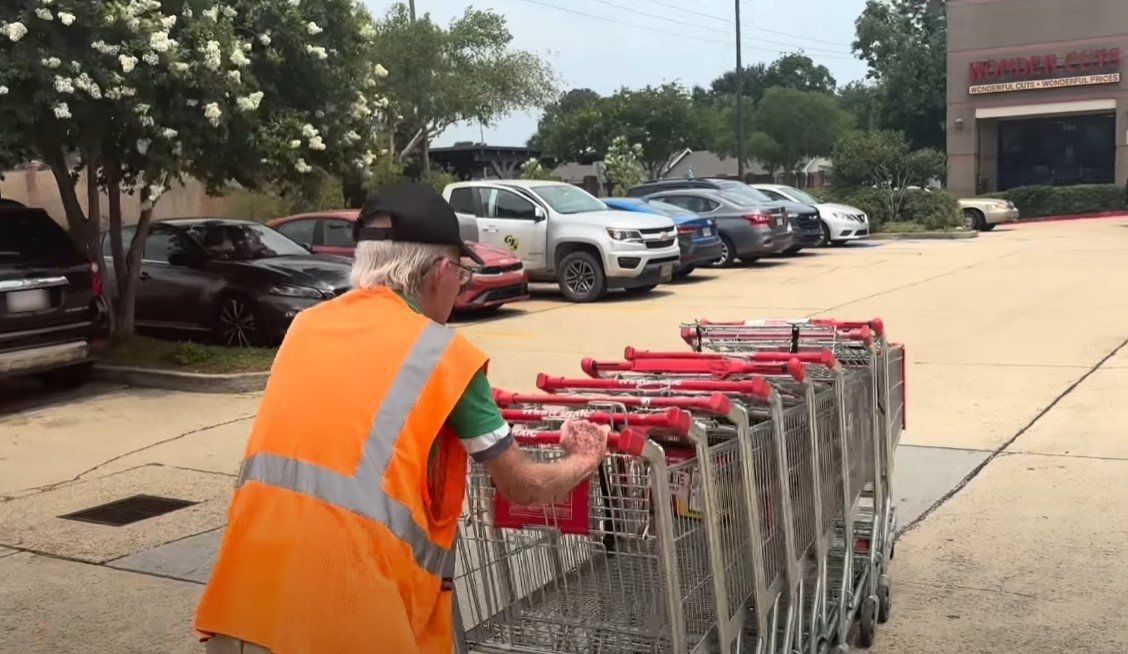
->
xmin=968 ymin=47 xmax=1122 ymax=95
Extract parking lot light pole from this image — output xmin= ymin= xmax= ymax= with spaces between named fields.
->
xmin=735 ymin=0 xmax=745 ymax=181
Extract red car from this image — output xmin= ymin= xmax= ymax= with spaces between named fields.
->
xmin=267 ymin=210 xmax=529 ymax=313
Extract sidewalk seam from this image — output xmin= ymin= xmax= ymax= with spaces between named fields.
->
xmin=899 ymin=334 xmax=1128 ymax=537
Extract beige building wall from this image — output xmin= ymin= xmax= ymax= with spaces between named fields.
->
xmin=0 ymin=166 xmax=233 ymax=229
xmin=946 ymin=0 xmax=1128 ymax=197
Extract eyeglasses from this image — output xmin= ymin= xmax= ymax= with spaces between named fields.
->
xmin=447 ymin=259 xmax=476 ymax=289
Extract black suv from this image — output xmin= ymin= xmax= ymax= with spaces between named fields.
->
xmin=1 ymin=205 xmax=110 ymax=387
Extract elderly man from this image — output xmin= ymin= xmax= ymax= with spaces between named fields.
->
xmin=195 ymin=182 xmax=608 ymax=653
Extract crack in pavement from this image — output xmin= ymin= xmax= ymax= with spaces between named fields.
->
xmin=998 ymin=450 xmax=1128 ymax=463
xmin=900 ymin=334 xmax=1128 ymax=536
xmin=10 ymin=414 xmax=255 ymax=497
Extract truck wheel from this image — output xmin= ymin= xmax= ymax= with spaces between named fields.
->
xmin=557 ymin=251 xmax=607 ymax=302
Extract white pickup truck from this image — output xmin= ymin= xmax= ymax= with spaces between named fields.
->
xmin=443 ymin=180 xmax=681 ymax=302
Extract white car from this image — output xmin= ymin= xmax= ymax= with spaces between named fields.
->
xmin=752 ymin=184 xmax=871 ymax=246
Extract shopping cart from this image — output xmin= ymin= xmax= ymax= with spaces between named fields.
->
xmin=679 ymin=318 xmax=903 ymax=647
xmin=536 ymin=362 xmax=825 ymax=654
xmin=454 ymin=395 xmax=747 ymax=654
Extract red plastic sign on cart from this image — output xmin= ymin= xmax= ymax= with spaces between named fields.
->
xmin=492 ymin=479 xmax=592 ymax=535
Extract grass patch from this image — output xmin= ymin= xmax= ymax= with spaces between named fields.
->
xmin=878 ymin=221 xmax=967 ymax=234
xmin=102 ymin=336 xmax=277 ymax=374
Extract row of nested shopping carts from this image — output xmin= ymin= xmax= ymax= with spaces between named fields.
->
xmin=453 ymin=317 xmax=906 ymax=654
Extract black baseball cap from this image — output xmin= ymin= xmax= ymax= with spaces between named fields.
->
xmin=354 ymin=181 xmax=482 ymax=264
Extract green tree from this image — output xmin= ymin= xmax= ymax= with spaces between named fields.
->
xmin=837 ymin=81 xmax=882 ymax=132
xmin=854 ymin=0 xmax=947 ymax=150
xmin=0 ymin=0 xmax=392 ymax=336
xmin=830 ymin=129 xmax=946 ymax=222
xmin=747 ymin=88 xmax=852 ymax=180
xmin=372 ymin=4 xmax=557 ymax=173
xmin=602 ymin=136 xmax=645 ymax=195
xmin=527 ymin=88 xmax=601 ymax=150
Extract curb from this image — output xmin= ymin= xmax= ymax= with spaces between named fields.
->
xmin=93 ymin=364 xmax=268 ymax=393
xmin=869 ymin=230 xmax=978 ymax=240
xmin=1017 ymin=211 xmax=1128 ymax=224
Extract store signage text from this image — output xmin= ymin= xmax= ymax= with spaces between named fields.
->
xmin=969 ymin=48 xmax=1121 ymax=83
xmin=969 ymin=73 xmax=1121 ymax=95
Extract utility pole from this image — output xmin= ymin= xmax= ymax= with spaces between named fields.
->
xmin=734 ymin=0 xmax=745 ymax=181
xmin=408 ymin=0 xmax=415 ymax=20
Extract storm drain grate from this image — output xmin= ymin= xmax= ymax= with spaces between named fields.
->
xmin=58 ymin=494 xmax=198 ymax=527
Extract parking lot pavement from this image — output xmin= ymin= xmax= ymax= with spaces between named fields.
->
xmin=1 ymin=217 xmax=1127 ymax=653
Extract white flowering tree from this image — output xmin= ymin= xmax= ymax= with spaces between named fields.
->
xmin=603 ymin=136 xmax=645 ymax=195
xmin=0 ymin=0 xmax=392 ymax=336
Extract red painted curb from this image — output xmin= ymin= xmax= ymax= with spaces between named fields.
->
xmin=1015 ymin=211 xmax=1128 ymax=224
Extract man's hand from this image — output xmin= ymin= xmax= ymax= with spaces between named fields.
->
xmin=560 ymin=419 xmax=610 ymax=464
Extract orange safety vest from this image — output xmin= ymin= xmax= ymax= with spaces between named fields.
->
xmin=195 ymin=286 xmax=488 ymax=654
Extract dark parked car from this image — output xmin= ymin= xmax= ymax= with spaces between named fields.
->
xmin=1 ymin=206 xmax=110 ymax=387
xmin=102 ymin=218 xmax=351 ymax=347
xmin=629 ymin=178 xmax=821 ymax=253
xmin=641 ymin=189 xmax=792 ymax=266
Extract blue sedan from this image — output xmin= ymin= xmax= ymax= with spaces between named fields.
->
xmin=603 ymin=197 xmax=725 ymax=278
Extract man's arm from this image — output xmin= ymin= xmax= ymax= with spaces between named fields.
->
xmin=449 ymin=370 xmax=607 ymax=505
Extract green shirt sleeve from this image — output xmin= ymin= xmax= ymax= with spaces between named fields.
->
xmin=447 ymin=369 xmax=512 ymax=462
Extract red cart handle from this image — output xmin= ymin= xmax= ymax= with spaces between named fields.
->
xmin=537 ymin=373 xmax=773 ymax=400
xmin=744 ymin=350 xmax=838 ymax=368
xmin=811 ymin=317 xmax=885 ymax=338
xmin=493 ymin=389 xmax=732 ymax=415
xmin=511 ymin=427 xmax=648 ymax=457
xmin=681 ymin=325 xmax=873 ymax=347
xmin=581 ymin=356 xmax=804 ymax=382
xmin=624 ymin=346 xmax=835 ymax=370
xmin=501 ymin=406 xmax=692 ymax=436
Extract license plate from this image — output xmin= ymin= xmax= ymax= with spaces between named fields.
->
xmin=702 ymin=227 xmax=713 ymax=237
xmin=774 ymin=217 xmax=783 ymax=227
xmin=5 ymin=288 xmax=50 ymax=313
xmin=660 ymin=264 xmax=674 ymax=282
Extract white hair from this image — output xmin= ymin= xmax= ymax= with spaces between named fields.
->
xmin=349 ymin=240 xmax=458 ymax=300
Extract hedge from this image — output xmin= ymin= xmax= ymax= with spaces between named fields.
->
xmin=818 ymin=187 xmax=961 ymax=231
xmin=982 ymin=184 xmax=1127 ymax=218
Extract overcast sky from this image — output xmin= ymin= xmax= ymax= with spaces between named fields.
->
xmin=363 ymin=0 xmax=871 ymax=147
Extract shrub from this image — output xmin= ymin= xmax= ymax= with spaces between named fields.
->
xmin=823 ymin=186 xmax=959 ymax=231
xmin=983 ymin=184 xmax=1126 ymax=218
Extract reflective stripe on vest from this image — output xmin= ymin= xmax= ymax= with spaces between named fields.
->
xmin=237 ymin=322 xmax=457 ymax=578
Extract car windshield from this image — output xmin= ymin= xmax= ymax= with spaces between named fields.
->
xmin=184 ymin=222 xmax=307 ymax=260
xmin=530 ymin=184 xmax=607 ymax=214
xmin=0 ymin=210 xmax=79 ymax=261
xmin=781 ymin=187 xmax=820 ymax=205
xmin=643 ymin=200 xmax=692 ymax=217
xmin=717 ymin=189 xmax=769 ymax=206
xmin=713 ymin=181 xmax=773 ymax=203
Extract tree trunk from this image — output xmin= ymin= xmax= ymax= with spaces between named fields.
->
xmin=420 ymin=134 xmax=431 ymax=175
xmin=85 ymin=162 xmax=102 ymax=251
xmin=45 ymin=155 xmax=92 ymax=255
xmin=115 ymin=201 xmax=156 ymax=337
xmin=106 ymin=169 xmax=126 ymax=291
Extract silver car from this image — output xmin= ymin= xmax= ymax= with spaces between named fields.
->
xmin=642 ymin=188 xmax=792 ymax=266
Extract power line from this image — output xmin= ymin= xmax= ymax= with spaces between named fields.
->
xmin=638 ymin=0 xmax=855 ymax=48
xmin=511 ymin=0 xmax=858 ymax=61
xmin=582 ymin=0 xmax=853 ymax=57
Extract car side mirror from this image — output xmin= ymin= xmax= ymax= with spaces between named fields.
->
xmin=168 ymin=251 xmax=203 ymax=267
xmin=533 ymin=206 xmax=547 ymax=222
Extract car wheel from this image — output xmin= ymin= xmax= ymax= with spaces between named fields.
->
xmin=673 ymin=266 xmax=694 ymax=280
xmin=39 ymin=362 xmax=94 ymax=390
xmin=710 ymin=236 xmax=737 ymax=268
xmin=963 ymin=208 xmax=985 ymax=231
xmin=557 ymin=251 xmax=607 ymax=302
xmin=981 ymin=223 xmax=996 ymax=232
xmin=783 ymin=245 xmax=803 ymax=256
xmin=213 ymin=294 xmax=263 ymax=347
xmin=816 ymin=221 xmax=832 ymax=247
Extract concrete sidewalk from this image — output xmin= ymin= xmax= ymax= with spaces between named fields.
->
xmin=2 ymin=217 xmax=1127 ymax=653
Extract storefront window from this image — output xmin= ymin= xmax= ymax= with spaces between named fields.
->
xmin=997 ymin=113 xmax=1116 ymax=190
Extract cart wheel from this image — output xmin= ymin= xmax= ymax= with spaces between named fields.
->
xmin=877 ymin=580 xmax=892 ymax=624
xmin=858 ymin=595 xmax=878 ymax=648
